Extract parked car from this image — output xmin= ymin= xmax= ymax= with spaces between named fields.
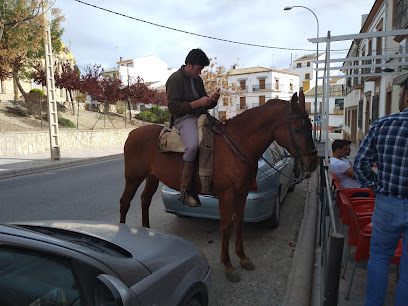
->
xmin=0 ymin=220 xmax=211 ymax=306
xmin=332 ymin=123 xmax=343 ymax=133
xmin=162 ymin=141 xmax=296 ymax=228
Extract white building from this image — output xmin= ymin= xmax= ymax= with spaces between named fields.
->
xmin=288 ymin=53 xmax=326 ymax=92
xmin=304 ymin=78 xmax=345 ymax=130
xmin=103 ymin=55 xmax=178 ymax=89
xmin=215 ymin=67 xmax=299 ymax=120
xmin=342 ymin=0 xmax=408 ymax=144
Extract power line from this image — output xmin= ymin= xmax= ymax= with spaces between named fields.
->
xmin=73 ymin=0 xmax=320 ymax=52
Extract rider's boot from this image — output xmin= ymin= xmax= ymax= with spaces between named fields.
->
xmin=178 ymin=161 xmax=199 ymax=207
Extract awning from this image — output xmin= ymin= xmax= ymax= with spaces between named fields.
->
xmin=392 ymin=71 xmax=408 ymax=85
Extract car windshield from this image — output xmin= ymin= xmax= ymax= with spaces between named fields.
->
xmin=16 ymin=225 xmax=132 ymax=259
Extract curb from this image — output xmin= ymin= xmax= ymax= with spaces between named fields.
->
xmin=0 ymin=153 xmax=123 ymax=180
xmin=282 ymin=169 xmax=319 ymax=306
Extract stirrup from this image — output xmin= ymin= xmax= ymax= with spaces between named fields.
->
xmin=178 ymin=190 xmax=200 ymax=207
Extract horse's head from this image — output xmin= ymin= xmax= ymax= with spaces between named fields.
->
xmin=283 ymin=91 xmax=318 ymax=173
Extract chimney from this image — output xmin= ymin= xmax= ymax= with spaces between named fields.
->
xmin=119 ymin=56 xmax=123 ymax=62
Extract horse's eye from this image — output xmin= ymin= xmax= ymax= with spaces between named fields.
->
xmin=294 ymin=128 xmax=302 ymax=134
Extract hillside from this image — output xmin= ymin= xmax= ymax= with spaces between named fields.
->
xmin=0 ymin=101 xmax=150 ymax=132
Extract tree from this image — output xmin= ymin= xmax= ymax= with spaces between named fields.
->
xmin=0 ymin=0 xmax=64 ymax=102
xmin=201 ymin=57 xmax=243 ymax=110
xmin=54 ymin=60 xmax=81 ymax=114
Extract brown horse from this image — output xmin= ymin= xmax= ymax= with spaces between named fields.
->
xmin=120 ymin=91 xmax=318 ymax=282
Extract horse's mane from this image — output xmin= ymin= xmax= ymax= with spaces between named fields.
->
xmin=222 ymin=98 xmax=288 ymax=127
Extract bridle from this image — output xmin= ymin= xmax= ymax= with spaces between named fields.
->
xmin=286 ymin=105 xmax=317 ymax=171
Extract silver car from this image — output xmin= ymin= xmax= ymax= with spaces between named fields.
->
xmin=0 ymin=220 xmax=211 ymax=306
xmin=161 ymin=141 xmax=296 ymax=228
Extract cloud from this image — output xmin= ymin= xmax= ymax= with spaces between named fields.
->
xmin=55 ymin=0 xmax=375 ymax=72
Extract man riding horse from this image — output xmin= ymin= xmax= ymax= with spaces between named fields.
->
xmin=166 ymin=48 xmax=221 ymax=207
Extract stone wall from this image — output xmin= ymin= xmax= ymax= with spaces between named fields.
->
xmin=0 ymin=129 xmax=133 ymax=157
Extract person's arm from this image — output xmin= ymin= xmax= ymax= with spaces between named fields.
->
xmin=345 ymin=167 xmax=355 ymax=178
xmin=353 ymin=124 xmax=378 ymax=187
xmin=166 ymin=75 xmax=213 ymax=116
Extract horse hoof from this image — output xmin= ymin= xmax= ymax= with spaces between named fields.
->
xmin=240 ymin=259 xmax=255 ymax=270
xmin=226 ymin=271 xmax=241 ymax=283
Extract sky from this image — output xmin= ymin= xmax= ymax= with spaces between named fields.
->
xmin=53 ymin=0 xmax=376 ymax=72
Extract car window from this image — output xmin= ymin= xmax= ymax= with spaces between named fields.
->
xmin=270 ymin=142 xmax=285 ymax=163
xmin=0 ymin=248 xmax=81 ymax=306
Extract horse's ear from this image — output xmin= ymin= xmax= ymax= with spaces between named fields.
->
xmin=291 ymin=92 xmax=298 ymax=110
xmin=299 ymin=90 xmax=305 ymax=110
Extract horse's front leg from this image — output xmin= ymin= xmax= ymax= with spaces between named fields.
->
xmin=233 ymin=195 xmax=255 ymax=271
xmin=218 ymin=193 xmax=241 ymax=283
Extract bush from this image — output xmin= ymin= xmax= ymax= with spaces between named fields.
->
xmin=149 ymin=106 xmax=170 ymax=123
xmin=134 ymin=106 xmax=170 ymax=123
xmin=58 ymin=115 xmax=76 ymax=128
xmin=135 ymin=111 xmax=157 ymax=123
xmin=30 ymin=88 xmax=44 ymax=97
xmin=116 ymin=101 xmax=126 ymax=114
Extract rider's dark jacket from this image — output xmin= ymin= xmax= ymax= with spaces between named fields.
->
xmin=166 ymin=65 xmax=216 ymax=120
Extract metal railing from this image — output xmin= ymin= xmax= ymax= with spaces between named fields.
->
xmin=318 ymin=158 xmax=345 ymax=305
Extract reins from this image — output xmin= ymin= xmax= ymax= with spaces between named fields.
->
xmin=207 ymin=110 xmax=313 ymax=185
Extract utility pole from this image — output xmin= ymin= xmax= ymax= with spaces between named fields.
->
xmin=43 ymin=2 xmax=60 ymax=160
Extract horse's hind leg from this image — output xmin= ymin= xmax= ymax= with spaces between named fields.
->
xmin=120 ymin=177 xmax=144 ymax=224
xmin=141 ymin=174 xmax=159 ymax=228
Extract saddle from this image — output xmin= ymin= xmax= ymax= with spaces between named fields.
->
xmin=158 ymin=114 xmax=208 ymax=153
xmin=158 ymin=114 xmax=216 ymax=195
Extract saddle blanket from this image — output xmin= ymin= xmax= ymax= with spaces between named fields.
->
xmin=158 ymin=114 xmax=207 ymax=153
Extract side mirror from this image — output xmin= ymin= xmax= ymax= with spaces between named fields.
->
xmin=95 ymin=274 xmax=138 ymax=306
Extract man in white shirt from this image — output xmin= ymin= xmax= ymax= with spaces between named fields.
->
xmin=330 ymin=140 xmax=369 ymax=197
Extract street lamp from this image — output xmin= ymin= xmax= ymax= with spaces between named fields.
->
xmin=284 ymin=6 xmax=319 ymax=144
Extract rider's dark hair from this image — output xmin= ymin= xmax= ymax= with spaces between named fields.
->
xmin=185 ymin=49 xmax=210 ymax=67
xmin=332 ymin=139 xmax=351 ymax=153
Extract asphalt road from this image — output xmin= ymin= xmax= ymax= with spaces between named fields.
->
xmin=0 ymin=158 xmax=310 ymax=305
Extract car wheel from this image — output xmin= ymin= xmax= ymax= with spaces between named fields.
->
xmin=265 ymin=188 xmax=280 ymax=228
xmin=179 ymin=284 xmax=208 ymax=306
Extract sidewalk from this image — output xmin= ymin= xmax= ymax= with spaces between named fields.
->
xmin=0 ymin=146 xmax=124 ymax=180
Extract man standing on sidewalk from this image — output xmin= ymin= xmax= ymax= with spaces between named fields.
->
xmin=353 ymin=78 xmax=408 ymax=305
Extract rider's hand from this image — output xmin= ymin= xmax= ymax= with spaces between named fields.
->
xmin=191 ymin=96 xmax=213 ymax=109
xmin=210 ymin=88 xmax=221 ymax=102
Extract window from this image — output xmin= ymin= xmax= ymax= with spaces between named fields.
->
xmin=305 ymin=102 xmax=311 ymax=113
xmin=305 ymin=73 xmax=310 ymax=80
xmin=0 ymin=249 xmax=81 ymax=305
xmin=296 ymin=63 xmax=302 ymax=68
xmin=240 ymin=97 xmax=246 ymax=109
xmin=275 ymin=79 xmax=279 ymax=90
xmin=259 ymin=79 xmax=265 ymax=90
xmin=307 ymin=62 xmax=311 ymax=67
xmin=259 ymin=95 xmax=266 ymax=105
xmin=394 ymin=0 xmax=408 ymax=30
xmin=335 ymin=99 xmax=344 ymax=110
xmin=239 ymin=81 xmax=246 ymax=91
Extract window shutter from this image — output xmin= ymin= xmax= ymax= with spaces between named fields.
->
xmin=358 ymin=100 xmax=363 ymax=128
xmin=372 ymin=95 xmax=379 ymax=122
